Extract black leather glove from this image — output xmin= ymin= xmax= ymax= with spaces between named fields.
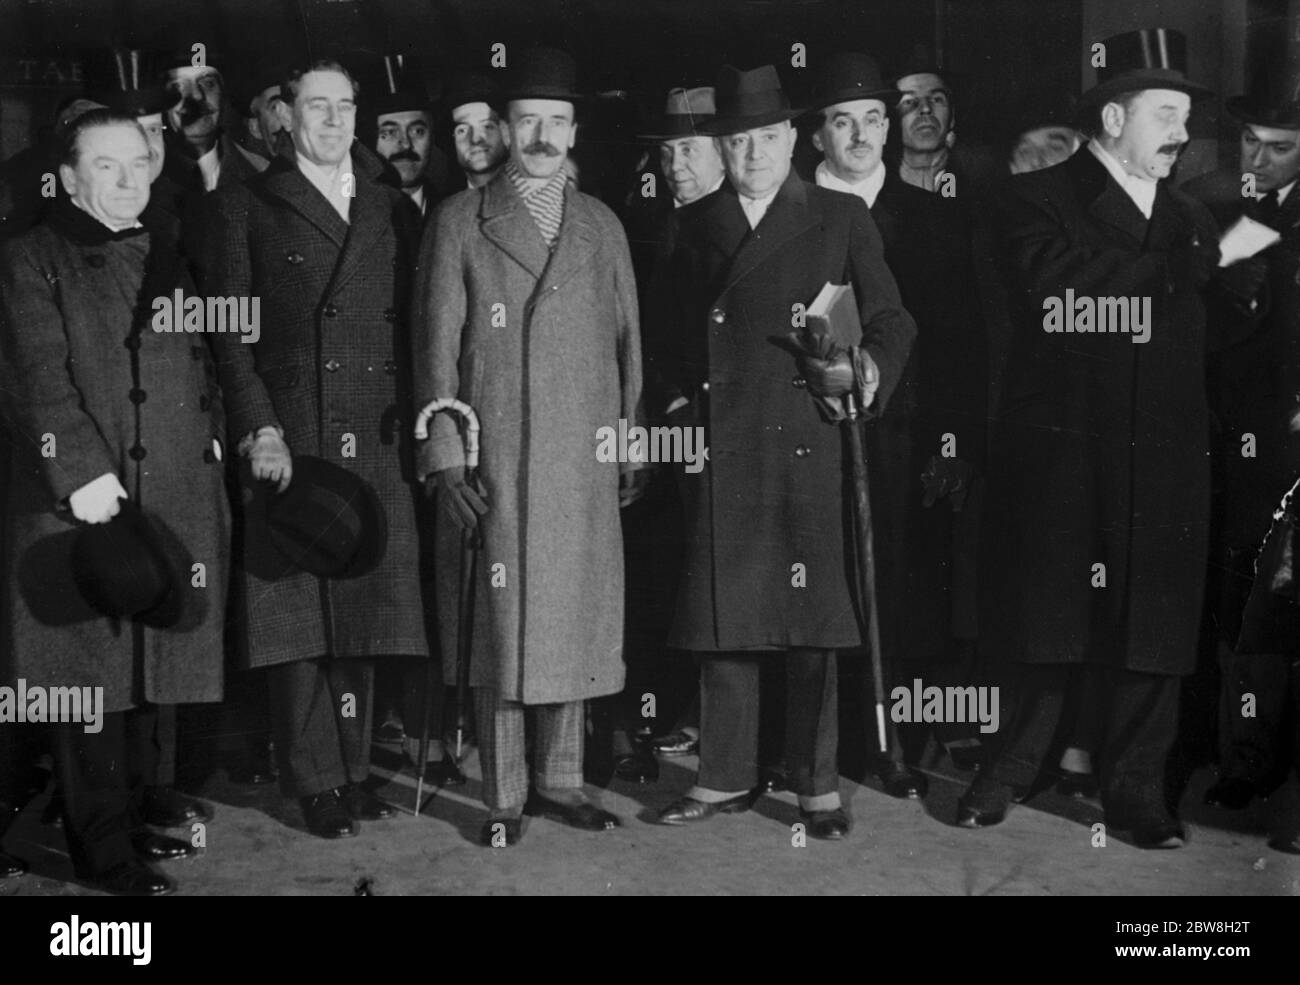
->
xmin=428 ymin=466 xmax=488 ymax=532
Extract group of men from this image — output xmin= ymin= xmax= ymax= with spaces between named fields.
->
xmin=1 ymin=23 xmax=1299 ymax=896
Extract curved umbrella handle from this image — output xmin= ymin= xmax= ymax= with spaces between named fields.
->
xmin=413 ymin=397 xmax=480 ymax=470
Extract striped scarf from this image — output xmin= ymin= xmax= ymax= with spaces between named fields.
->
xmin=505 ymin=160 xmax=567 ymax=247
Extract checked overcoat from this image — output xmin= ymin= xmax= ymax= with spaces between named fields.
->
xmin=203 ymin=143 xmax=429 ymax=668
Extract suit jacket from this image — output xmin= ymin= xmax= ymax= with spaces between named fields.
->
xmin=982 ymin=147 xmax=1220 ymax=674
xmin=202 ymin=143 xmax=429 ymax=668
xmin=647 ymin=171 xmax=916 ymax=651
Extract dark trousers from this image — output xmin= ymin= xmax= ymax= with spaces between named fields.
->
xmin=983 ymin=663 xmax=1180 ymax=822
xmin=697 ymin=649 xmax=838 ymax=803
xmin=267 ymin=658 xmax=374 ymax=798
xmin=1218 ymin=645 xmax=1299 ymax=789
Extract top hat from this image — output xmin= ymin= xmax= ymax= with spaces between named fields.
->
xmin=373 ymin=54 xmax=432 ymax=118
xmin=443 ymin=71 xmax=498 ymax=114
xmin=700 ymin=65 xmax=801 ymax=135
xmin=637 ymin=86 xmax=716 ymax=140
xmin=70 ymin=500 xmax=181 ymax=627
xmin=499 ymin=47 xmax=586 ymax=105
xmin=1079 ymin=28 xmax=1213 ymax=109
xmin=805 ymin=52 xmax=897 ymax=117
xmin=1228 ymin=61 xmax=1300 ymax=130
xmin=84 ymin=48 xmax=168 ymax=118
xmin=246 ymin=456 xmax=387 ymax=580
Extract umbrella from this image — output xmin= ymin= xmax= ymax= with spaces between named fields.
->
xmin=412 ymin=397 xmax=482 ymax=814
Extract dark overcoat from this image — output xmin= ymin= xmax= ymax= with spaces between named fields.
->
xmin=647 ymin=172 xmax=917 ymax=652
xmin=203 ymin=144 xmax=429 ymax=668
xmin=412 ymin=173 xmax=645 ymax=704
xmin=982 ymin=148 xmax=1220 ymax=674
xmin=0 ymin=199 xmax=230 ymax=712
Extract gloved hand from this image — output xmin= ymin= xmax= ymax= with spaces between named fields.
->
xmin=431 ymin=466 xmax=489 ymax=531
xmin=68 ymin=472 xmax=128 ymax=524
xmin=921 ymin=455 xmax=974 ymax=510
xmin=780 ymin=332 xmax=881 ymax=411
xmin=620 ymin=468 xmax=652 ymax=508
xmin=1215 ymin=255 xmax=1269 ymax=312
xmin=242 ymin=426 xmax=293 ymax=493
xmin=795 ymin=344 xmax=855 ymax=399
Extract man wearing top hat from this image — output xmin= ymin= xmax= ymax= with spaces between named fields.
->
xmin=0 ymin=109 xmax=230 ymax=893
xmin=646 ymin=63 xmax=915 ymax=839
xmin=367 ymin=56 xmax=445 ymax=221
xmin=203 ymin=58 xmax=428 ymax=840
xmin=962 ymin=28 xmax=1221 ymax=848
xmin=1183 ymin=64 xmax=1300 ymax=820
xmin=413 ymin=47 xmax=647 ymax=846
xmin=802 ymin=51 xmax=987 ymax=801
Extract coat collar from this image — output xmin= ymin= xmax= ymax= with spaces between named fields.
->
xmin=702 ymin=169 xmax=819 ymax=291
xmin=1064 ymin=146 xmax=1194 ymax=249
xmin=478 ymin=168 xmax=603 ymax=291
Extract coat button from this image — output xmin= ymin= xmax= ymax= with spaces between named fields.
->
xmin=199 ymin=395 xmax=211 ymax=411
xmin=129 ymin=445 xmax=147 ymax=461
xmin=792 ymin=376 xmax=807 ymax=388
xmin=701 ymin=381 xmax=710 ymax=393
xmin=202 ymin=448 xmax=217 ymax=464
xmin=324 ymin=303 xmax=339 ymax=318
xmin=710 ymin=308 xmax=726 ymax=324
xmin=794 ymin=444 xmax=811 ymax=458
xmin=325 ymin=358 xmax=342 ymax=373
xmin=286 ymin=252 xmax=304 ymax=264
xmin=129 ymin=388 xmax=147 ymax=404
xmin=384 ymin=308 xmax=397 ymax=322
xmin=384 ymin=360 xmax=397 ymax=375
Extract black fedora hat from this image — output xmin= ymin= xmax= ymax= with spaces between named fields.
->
xmin=70 ymin=500 xmax=181 ymax=627
xmin=807 ymin=52 xmax=899 ymax=117
xmin=245 ymin=456 xmax=387 ymax=580
xmin=700 ymin=65 xmax=801 ymax=135
xmin=1228 ymin=62 xmax=1300 ymax=130
xmin=637 ymin=86 xmax=716 ymax=141
xmin=443 ymin=71 xmax=498 ymax=114
xmin=499 ymin=47 xmax=586 ymax=105
xmin=1079 ymin=28 xmax=1212 ymax=110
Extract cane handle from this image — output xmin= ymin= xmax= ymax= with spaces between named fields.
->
xmin=414 ymin=397 xmax=481 ymax=470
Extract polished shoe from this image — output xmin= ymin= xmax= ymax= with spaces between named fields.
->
xmin=524 ymin=792 xmax=621 ymax=831
xmin=86 ymin=859 xmax=176 ymax=896
xmin=300 ymin=789 xmax=357 ymax=839
xmin=339 ymin=783 xmax=395 ymax=821
xmin=0 ymin=851 xmax=27 ymax=878
xmin=130 ymin=829 xmax=196 ymax=862
xmin=1204 ymin=777 xmax=1255 ymax=810
xmin=141 ymin=786 xmax=212 ymax=828
xmin=613 ymin=747 xmax=660 ymax=784
xmin=657 ymin=792 xmax=752 ymax=825
xmin=956 ymin=780 xmax=1017 ymax=828
xmin=877 ymin=762 xmax=929 ymax=800
xmin=479 ymin=815 xmax=523 ymax=847
xmin=1130 ymin=820 xmax=1186 ymax=850
xmin=651 ymin=730 xmax=699 ymax=757
xmin=1056 ymin=769 xmax=1098 ymax=799
xmin=801 ymin=807 xmax=850 ymax=840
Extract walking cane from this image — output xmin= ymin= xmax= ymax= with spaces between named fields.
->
xmin=412 ymin=397 xmax=482 ymax=814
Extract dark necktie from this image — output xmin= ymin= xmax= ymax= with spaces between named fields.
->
xmin=1254 ymin=189 xmax=1282 ymax=227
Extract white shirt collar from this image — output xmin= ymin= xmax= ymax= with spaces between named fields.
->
xmin=1275 ymin=180 xmax=1296 ymax=205
xmin=674 ymin=175 xmax=725 ymax=208
xmin=1088 ymin=138 xmax=1157 ymax=219
xmin=737 ymin=186 xmax=779 ymax=229
xmin=196 ymin=143 xmax=221 ymax=192
xmin=296 ymin=151 xmax=354 ymax=223
xmin=408 ymin=184 xmax=427 ymax=215
xmin=814 ymin=160 xmax=886 ymax=208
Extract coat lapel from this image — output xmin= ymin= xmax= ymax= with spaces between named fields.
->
xmin=261 ymin=156 xmax=350 ymax=249
xmin=537 ymin=185 xmax=602 ymax=295
xmin=329 ymin=151 xmax=394 ymax=294
xmin=1144 ymin=182 xmax=1194 ymax=252
xmin=1070 ymin=148 xmax=1149 ymax=248
xmin=479 ymin=173 xmax=551 ymax=281
xmin=722 ymin=171 xmax=819 ymax=291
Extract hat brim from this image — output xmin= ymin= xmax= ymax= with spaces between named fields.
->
xmin=1078 ymin=73 xmax=1214 ymax=110
xmin=802 ymin=88 xmax=899 ymax=117
xmin=1226 ymin=95 xmax=1300 ymax=130
xmin=637 ymin=116 xmax=718 ymax=141
xmin=498 ymin=88 xmax=588 ymax=105
xmin=699 ymin=107 xmax=804 ymax=135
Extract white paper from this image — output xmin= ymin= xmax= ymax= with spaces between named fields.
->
xmin=1218 ymin=215 xmax=1281 ymax=267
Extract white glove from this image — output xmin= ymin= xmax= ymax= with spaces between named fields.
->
xmin=241 ymin=426 xmax=292 ymax=493
xmin=68 ymin=472 xmax=128 ymax=524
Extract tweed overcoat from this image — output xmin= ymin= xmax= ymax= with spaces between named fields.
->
xmin=412 ymin=172 xmax=645 ymax=705
xmin=0 ymin=199 xmax=230 ymax=712
xmin=646 ymin=172 xmax=917 ymax=652
xmin=981 ymin=148 xmax=1220 ymax=675
xmin=203 ymin=144 xmax=429 ymax=668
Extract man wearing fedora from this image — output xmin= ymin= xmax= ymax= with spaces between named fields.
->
xmin=442 ymin=72 xmax=508 ymax=194
xmin=413 ymin=46 xmax=647 ymax=846
xmin=962 ymin=28 xmax=1221 ymax=848
xmin=0 ymin=109 xmax=230 ymax=894
xmin=647 ymin=63 xmax=915 ymax=839
xmin=802 ymin=51 xmax=987 ymax=801
xmin=1183 ymin=64 xmax=1300 ymax=822
xmin=204 ymin=58 xmax=428 ymax=839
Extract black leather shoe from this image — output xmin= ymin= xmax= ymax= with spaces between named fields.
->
xmin=657 ymin=792 xmax=751 ymax=825
xmin=524 ymin=792 xmax=621 ymax=831
xmin=339 ymin=784 xmax=395 ymax=821
xmin=877 ymin=762 xmax=929 ymax=800
xmin=300 ymin=790 xmax=357 ymax=839
xmin=613 ymin=747 xmax=660 ymax=784
xmin=87 ymin=859 xmax=176 ymax=896
xmin=956 ymin=781 xmax=1016 ymax=828
xmin=479 ymin=815 xmax=523 ymax=847
xmin=801 ymin=807 xmax=850 ymax=840
xmin=1204 ymin=777 xmax=1255 ymax=810
xmin=1131 ymin=820 xmax=1186 ymax=850
xmin=141 ymin=787 xmax=212 ymax=828
xmin=651 ymin=730 xmax=699 ymax=757
xmin=0 ymin=851 xmax=27 ymax=878
xmin=131 ymin=830 xmax=196 ymax=862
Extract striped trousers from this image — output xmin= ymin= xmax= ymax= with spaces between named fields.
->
xmin=474 ymin=688 xmax=584 ymax=811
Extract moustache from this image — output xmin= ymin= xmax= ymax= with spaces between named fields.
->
xmin=387 ymin=150 xmax=421 ymax=164
xmin=523 ymin=142 xmax=561 ymax=157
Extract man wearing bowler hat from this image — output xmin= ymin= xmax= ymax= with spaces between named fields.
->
xmin=442 ymin=71 xmax=508 ymax=193
xmin=803 ymin=51 xmax=987 ymax=800
xmin=646 ymin=64 xmax=915 ymax=838
xmin=413 ymin=46 xmax=647 ymax=846
xmin=963 ymin=28 xmax=1221 ymax=848
xmin=203 ymin=58 xmax=428 ymax=839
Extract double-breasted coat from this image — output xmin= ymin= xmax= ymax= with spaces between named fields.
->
xmin=0 ymin=198 xmax=230 ymax=712
xmin=203 ymin=144 xmax=429 ymax=668
xmin=982 ymin=148 xmax=1220 ymax=675
xmin=412 ymin=172 xmax=645 ymax=705
xmin=647 ymin=172 xmax=917 ymax=652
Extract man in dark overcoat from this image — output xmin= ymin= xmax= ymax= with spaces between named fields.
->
xmin=204 ymin=60 xmax=428 ymax=839
xmin=648 ymin=65 xmax=916 ymax=839
xmin=961 ymin=29 xmax=1221 ymax=848
xmin=0 ymin=111 xmax=229 ymax=894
